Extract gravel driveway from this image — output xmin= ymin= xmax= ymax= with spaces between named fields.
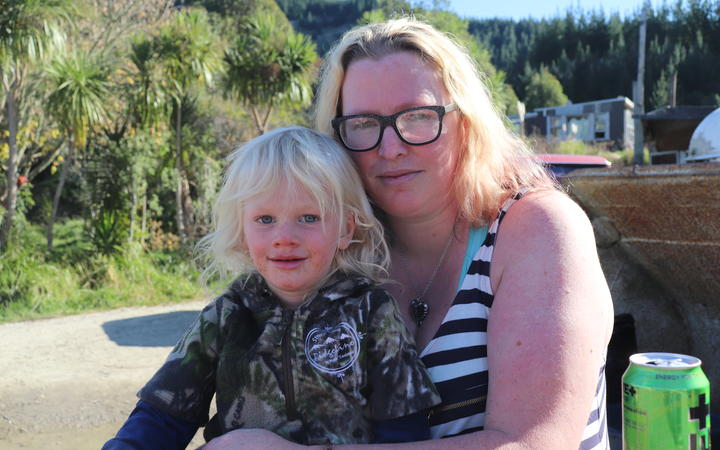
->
xmin=0 ymin=300 xmax=211 ymax=449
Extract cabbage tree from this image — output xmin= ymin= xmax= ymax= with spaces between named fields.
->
xmin=149 ymin=8 xmax=222 ymax=242
xmin=0 ymin=0 xmax=73 ymax=251
xmin=45 ymin=50 xmax=110 ymax=249
xmin=223 ymin=13 xmax=317 ymax=135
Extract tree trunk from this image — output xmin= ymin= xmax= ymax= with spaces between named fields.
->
xmin=141 ymin=191 xmax=147 ymax=245
xmin=0 ymin=84 xmax=20 ymax=251
xmin=174 ymin=102 xmax=186 ymax=243
xmin=259 ymin=99 xmax=274 ymax=134
xmin=47 ymin=139 xmax=75 ymax=250
xmin=249 ymin=105 xmax=265 ymax=135
xmin=129 ymin=171 xmax=137 ymax=242
xmin=173 ymin=101 xmax=194 ymax=243
xmin=180 ymin=173 xmax=193 ymax=240
xmin=27 ymin=140 xmax=65 ymax=182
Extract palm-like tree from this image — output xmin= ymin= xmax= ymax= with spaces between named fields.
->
xmin=0 ymin=0 xmax=74 ymax=251
xmin=129 ymin=36 xmax=166 ymax=130
xmin=152 ymin=8 xmax=222 ymax=242
xmin=45 ymin=50 xmax=110 ymax=249
xmin=223 ymin=13 xmax=317 ymax=135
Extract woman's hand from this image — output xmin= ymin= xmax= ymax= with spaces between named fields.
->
xmin=199 ymin=428 xmax=307 ymax=450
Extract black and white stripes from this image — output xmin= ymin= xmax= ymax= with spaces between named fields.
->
xmin=420 ymin=193 xmax=609 ymax=449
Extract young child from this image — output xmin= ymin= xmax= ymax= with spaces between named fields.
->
xmin=104 ymin=126 xmax=440 ymax=448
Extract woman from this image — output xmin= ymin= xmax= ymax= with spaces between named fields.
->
xmin=206 ymin=17 xmax=613 ymax=450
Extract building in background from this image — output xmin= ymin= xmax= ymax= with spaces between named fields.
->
xmin=510 ymin=96 xmax=635 ymax=150
xmin=638 ymin=105 xmax=717 ymax=165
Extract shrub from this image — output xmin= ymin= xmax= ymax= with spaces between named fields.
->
xmin=0 ymin=221 xmax=206 ymax=323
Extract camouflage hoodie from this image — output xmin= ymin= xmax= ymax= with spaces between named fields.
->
xmin=139 ymin=273 xmax=440 ymax=445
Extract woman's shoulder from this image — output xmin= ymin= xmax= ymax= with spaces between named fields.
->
xmin=490 ymin=188 xmax=604 ymax=299
xmin=490 ymin=187 xmax=613 ymax=334
xmin=499 ymin=189 xmax=594 ymax=250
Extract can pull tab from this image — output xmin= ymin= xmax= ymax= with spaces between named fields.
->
xmin=647 ymin=358 xmax=687 ymax=367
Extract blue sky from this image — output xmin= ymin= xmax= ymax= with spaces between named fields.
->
xmin=445 ymin=0 xmax=666 ymax=21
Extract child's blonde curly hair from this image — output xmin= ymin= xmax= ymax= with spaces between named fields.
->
xmin=200 ymin=126 xmax=389 ymax=286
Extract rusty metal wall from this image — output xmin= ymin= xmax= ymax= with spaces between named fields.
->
xmin=565 ymin=162 xmax=720 ymax=412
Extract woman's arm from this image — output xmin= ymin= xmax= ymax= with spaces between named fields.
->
xmin=476 ymin=190 xmax=613 ymax=448
xmin=203 ymin=191 xmax=614 ymax=449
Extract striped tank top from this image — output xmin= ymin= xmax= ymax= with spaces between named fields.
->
xmin=420 ymin=193 xmax=609 ymax=449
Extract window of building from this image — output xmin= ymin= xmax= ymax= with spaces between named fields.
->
xmin=595 ymin=113 xmax=609 ymax=140
xmin=550 ymin=116 xmax=565 ymax=138
xmin=567 ymin=115 xmax=593 ymax=141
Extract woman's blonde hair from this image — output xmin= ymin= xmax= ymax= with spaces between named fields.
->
xmin=314 ymin=17 xmax=555 ymax=225
xmin=201 ymin=126 xmax=389 ymax=285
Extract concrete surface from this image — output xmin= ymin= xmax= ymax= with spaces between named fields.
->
xmin=0 ymin=301 xmax=210 ymax=449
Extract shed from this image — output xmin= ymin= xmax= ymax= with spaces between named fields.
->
xmin=638 ymin=105 xmax=716 ymax=164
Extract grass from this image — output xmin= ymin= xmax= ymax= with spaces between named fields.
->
xmin=0 ymin=219 xmax=210 ymax=323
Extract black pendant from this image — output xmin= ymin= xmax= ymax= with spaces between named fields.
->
xmin=410 ymin=297 xmax=430 ymax=327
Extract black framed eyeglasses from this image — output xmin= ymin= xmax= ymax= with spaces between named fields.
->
xmin=331 ymin=103 xmax=458 ymax=152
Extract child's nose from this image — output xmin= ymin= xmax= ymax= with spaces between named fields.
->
xmin=272 ymin=223 xmax=299 ymax=247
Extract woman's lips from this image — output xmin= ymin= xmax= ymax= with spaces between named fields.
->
xmin=377 ymin=170 xmax=421 ymax=185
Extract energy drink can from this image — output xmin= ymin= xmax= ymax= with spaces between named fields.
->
xmin=622 ymin=352 xmax=711 ymax=449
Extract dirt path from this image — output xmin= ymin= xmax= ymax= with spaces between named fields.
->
xmin=0 ymin=301 xmax=212 ymax=449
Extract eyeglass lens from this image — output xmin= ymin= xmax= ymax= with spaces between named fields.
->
xmin=339 ymin=108 xmax=441 ymax=150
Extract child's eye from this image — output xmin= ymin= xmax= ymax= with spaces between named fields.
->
xmin=300 ymin=214 xmax=320 ymax=223
xmin=256 ymin=216 xmax=274 ymax=224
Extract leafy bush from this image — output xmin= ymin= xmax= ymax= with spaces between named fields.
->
xmin=90 ymin=209 xmax=130 ymax=255
xmin=0 ymin=221 xmax=206 ymax=323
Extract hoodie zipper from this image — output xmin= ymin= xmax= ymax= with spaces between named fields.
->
xmin=281 ymin=308 xmax=298 ymax=420
xmin=428 ymin=395 xmax=486 ymax=419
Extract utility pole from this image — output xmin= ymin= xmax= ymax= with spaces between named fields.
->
xmin=670 ymin=72 xmax=678 ymax=107
xmin=517 ymin=101 xmax=526 ymax=137
xmin=633 ymin=8 xmax=648 ymax=165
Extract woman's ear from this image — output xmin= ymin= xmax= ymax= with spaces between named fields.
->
xmin=338 ymin=212 xmax=356 ymax=250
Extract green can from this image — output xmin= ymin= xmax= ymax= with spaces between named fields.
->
xmin=622 ymin=352 xmax=711 ymax=450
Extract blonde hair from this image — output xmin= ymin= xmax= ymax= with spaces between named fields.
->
xmin=201 ymin=126 xmax=389 ymax=285
xmin=314 ymin=17 xmax=555 ymax=225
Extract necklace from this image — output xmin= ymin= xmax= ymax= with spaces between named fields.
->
xmin=409 ymin=229 xmax=455 ymax=327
